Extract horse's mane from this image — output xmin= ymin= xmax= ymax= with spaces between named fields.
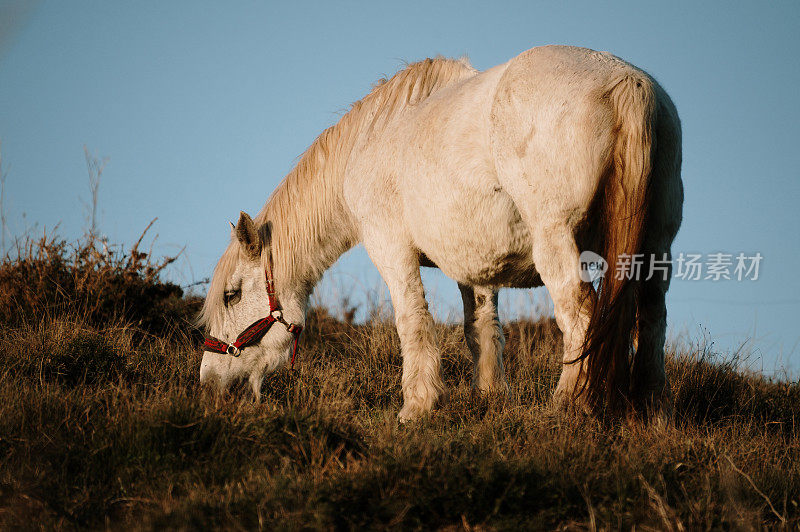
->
xmin=200 ymin=56 xmax=477 ymax=332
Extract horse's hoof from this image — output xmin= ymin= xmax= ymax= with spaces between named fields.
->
xmin=552 ymin=387 xmax=572 ymax=410
xmin=552 ymin=386 xmax=594 ymax=416
xmin=397 ymin=403 xmax=427 ymax=423
xmin=473 ymin=379 xmax=510 ymax=395
xmin=632 ymin=386 xmax=674 ymax=422
xmin=397 ymin=407 xmax=418 ymax=423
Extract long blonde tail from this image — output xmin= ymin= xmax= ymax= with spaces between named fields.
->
xmin=578 ymin=72 xmax=657 ymax=409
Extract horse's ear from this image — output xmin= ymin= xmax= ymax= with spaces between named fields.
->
xmin=235 ymin=211 xmax=261 ymax=259
xmin=229 ymin=221 xmax=236 ymax=238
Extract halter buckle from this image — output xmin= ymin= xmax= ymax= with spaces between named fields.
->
xmin=226 ymin=344 xmax=241 ymax=356
xmin=270 ymin=308 xmax=283 ymax=321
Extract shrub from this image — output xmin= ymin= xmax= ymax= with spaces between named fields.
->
xmin=0 ymin=229 xmax=201 ymax=335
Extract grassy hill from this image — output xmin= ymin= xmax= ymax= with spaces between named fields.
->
xmin=0 ymin=235 xmax=798 ymax=529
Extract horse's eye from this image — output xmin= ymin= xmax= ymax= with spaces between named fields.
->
xmin=223 ymin=289 xmax=241 ymax=307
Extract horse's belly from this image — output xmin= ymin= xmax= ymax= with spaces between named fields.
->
xmin=412 ymin=191 xmax=541 ymax=288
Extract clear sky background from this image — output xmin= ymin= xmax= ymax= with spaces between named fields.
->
xmin=1 ymin=1 xmax=798 ymax=375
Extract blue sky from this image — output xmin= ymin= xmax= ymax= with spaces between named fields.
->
xmin=1 ymin=1 xmax=798 ymax=375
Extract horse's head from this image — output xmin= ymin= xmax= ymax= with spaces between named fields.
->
xmin=199 ymin=211 xmax=304 ymax=398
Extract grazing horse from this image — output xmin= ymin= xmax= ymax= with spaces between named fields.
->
xmin=198 ymin=45 xmax=683 ymax=420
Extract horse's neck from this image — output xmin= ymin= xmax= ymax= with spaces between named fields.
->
xmin=261 ymin=137 xmax=361 ymax=298
xmin=261 ymin=58 xmax=478 ymax=298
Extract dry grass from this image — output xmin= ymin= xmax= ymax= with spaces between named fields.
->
xmin=0 ymin=236 xmax=798 ymax=529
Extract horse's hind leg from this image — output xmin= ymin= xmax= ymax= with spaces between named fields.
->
xmin=364 ymin=239 xmax=443 ymax=422
xmin=631 ymin=92 xmax=682 ymax=414
xmin=631 ymin=254 xmax=670 ymax=412
xmin=458 ymin=284 xmax=508 ymax=393
xmin=528 ymin=226 xmax=594 ymax=407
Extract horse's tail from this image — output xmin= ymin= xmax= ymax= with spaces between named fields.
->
xmin=579 ymin=71 xmax=657 ymax=409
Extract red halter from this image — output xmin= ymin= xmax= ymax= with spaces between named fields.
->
xmin=203 ymin=264 xmax=304 ymax=369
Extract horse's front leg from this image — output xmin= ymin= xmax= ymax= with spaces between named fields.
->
xmin=458 ymin=283 xmax=508 ymax=393
xmin=365 ymin=240 xmax=443 ymax=422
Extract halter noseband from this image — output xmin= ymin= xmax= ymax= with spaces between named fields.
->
xmin=203 ymin=264 xmax=303 ymax=369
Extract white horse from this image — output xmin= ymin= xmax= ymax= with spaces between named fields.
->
xmin=198 ymin=45 xmax=683 ymax=420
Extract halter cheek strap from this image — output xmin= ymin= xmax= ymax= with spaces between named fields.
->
xmin=203 ymin=267 xmax=304 ymax=369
